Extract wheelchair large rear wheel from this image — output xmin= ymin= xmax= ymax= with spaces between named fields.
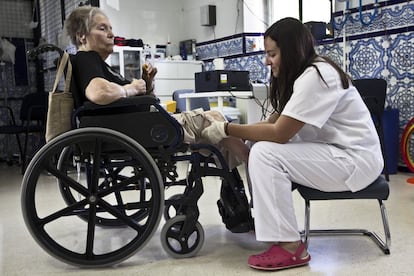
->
xmin=21 ymin=127 xmax=164 ymax=267
xmin=56 ymin=144 xmax=150 ymax=226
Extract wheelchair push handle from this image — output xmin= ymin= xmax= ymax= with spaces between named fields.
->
xmin=27 ymin=43 xmax=64 ymax=60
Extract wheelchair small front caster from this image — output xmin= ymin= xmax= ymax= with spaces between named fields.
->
xmin=161 ymin=215 xmax=204 ymax=258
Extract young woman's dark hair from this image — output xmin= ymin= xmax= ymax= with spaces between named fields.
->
xmin=264 ymin=17 xmax=351 ymax=113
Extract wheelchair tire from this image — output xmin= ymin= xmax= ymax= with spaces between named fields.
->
xmin=21 ymin=127 xmax=164 ymax=267
xmin=160 ymin=215 xmax=204 ymax=258
xmin=401 ymin=118 xmax=414 ymax=173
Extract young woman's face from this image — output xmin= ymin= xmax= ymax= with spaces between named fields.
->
xmin=81 ymin=13 xmax=114 ymax=59
xmin=264 ymin=37 xmax=281 ymax=78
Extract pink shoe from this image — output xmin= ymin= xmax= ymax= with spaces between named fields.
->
xmin=248 ymin=242 xmax=311 ymax=271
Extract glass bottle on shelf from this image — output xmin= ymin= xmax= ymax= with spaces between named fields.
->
xmin=106 ymin=46 xmax=142 ymax=80
xmin=123 ymin=50 xmax=141 ymax=80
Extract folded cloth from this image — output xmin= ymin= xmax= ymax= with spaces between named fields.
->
xmin=172 ymin=109 xmax=242 ymax=169
xmin=172 ymin=108 xmax=205 ymax=143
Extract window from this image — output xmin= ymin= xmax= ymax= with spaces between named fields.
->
xmin=269 ymin=0 xmax=333 ymax=25
xmin=302 ymin=0 xmax=332 ymax=23
xmin=270 ymin=0 xmax=299 ymax=22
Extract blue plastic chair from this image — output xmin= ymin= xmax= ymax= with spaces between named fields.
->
xmin=172 ymin=89 xmax=210 ymax=113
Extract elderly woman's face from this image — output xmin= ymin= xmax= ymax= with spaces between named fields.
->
xmin=82 ymin=13 xmax=114 ymax=59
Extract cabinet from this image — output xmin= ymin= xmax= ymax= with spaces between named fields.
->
xmin=153 ymin=60 xmax=203 ymax=102
xmin=106 ymin=46 xmax=143 ymax=80
xmin=106 ymin=48 xmax=203 ymax=103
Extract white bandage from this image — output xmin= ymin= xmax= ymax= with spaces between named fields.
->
xmin=121 ymin=87 xmax=128 ymax=98
xmin=201 ymin=120 xmax=228 ymax=144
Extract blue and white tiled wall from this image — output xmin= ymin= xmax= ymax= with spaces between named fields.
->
xmin=317 ymin=0 xmax=414 ymax=128
xmin=196 ymin=33 xmax=269 ymax=83
xmin=318 ymin=0 xmax=413 ymax=169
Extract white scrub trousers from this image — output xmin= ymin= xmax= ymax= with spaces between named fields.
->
xmin=248 ymin=141 xmax=376 ymax=242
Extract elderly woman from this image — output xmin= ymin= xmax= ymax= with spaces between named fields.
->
xmin=65 ymin=6 xmax=249 ymax=167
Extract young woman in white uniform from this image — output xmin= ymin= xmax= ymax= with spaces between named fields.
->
xmin=201 ymin=17 xmax=384 ymax=271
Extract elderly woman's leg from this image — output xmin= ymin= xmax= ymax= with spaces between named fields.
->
xmin=173 ymin=109 xmax=249 ymax=165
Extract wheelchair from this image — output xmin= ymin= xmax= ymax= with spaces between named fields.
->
xmin=21 ymin=45 xmax=252 ymax=268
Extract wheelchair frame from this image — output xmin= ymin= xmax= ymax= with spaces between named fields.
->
xmin=22 ymin=45 xmax=252 ymax=267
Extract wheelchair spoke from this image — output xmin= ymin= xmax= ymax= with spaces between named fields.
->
xmin=47 ymin=164 xmax=89 ymax=197
xmin=180 ymin=241 xmax=190 ymax=252
xmin=97 ymin=174 xmax=141 ymax=198
xmin=90 ymin=138 xmax=103 ymax=193
xmin=98 ymin=198 xmax=145 ymax=233
xmin=85 ymin=203 xmax=97 ymax=257
xmin=40 ymin=199 xmax=88 ymax=225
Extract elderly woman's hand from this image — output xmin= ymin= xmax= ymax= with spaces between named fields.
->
xmin=144 ymin=63 xmax=157 ymax=80
xmin=130 ymin=78 xmax=147 ymax=95
xmin=142 ymin=63 xmax=157 ymax=94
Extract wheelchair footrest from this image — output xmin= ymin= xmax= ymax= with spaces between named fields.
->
xmin=217 ymin=199 xmax=254 ymax=233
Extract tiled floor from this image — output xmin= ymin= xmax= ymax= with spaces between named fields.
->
xmin=1 ymin=161 xmax=414 ymax=276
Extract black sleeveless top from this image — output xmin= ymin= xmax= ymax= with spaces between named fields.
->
xmin=71 ymin=50 xmax=130 ymax=108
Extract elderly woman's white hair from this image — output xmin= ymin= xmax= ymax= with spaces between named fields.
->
xmin=65 ymin=6 xmax=107 ymax=48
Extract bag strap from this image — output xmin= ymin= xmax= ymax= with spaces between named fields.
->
xmin=63 ymin=53 xmax=72 ymax=93
xmin=51 ymin=51 xmax=72 ymax=94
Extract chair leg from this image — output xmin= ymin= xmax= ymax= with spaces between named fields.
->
xmin=302 ymin=199 xmax=311 ymax=247
xmin=302 ymin=199 xmax=391 ymax=255
xmin=14 ymin=133 xmax=24 ymax=165
xmin=375 ymin=199 xmax=391 ymax=253
xmin=21 ymin=131 xmax=29 ymax=175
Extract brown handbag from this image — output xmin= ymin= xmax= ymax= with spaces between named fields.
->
xmin=45 ymin=51 xmax=74 ymax=142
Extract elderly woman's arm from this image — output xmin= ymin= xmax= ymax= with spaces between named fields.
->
xmin=85 ymin=77 xmax=147 ymax=105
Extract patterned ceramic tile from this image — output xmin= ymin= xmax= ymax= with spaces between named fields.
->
xmin=328 ymin=1 xmax=413 ymax=166
xmin=348 ymin=37 xmax=385 ymax=79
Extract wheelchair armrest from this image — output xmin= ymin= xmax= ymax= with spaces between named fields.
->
xmin=74 ymin=96 xmax=160 ymax=120
xmin=80 ymin=95 xmax=159 ymax=112
xmin=75 ymin=95 xmax=184 ymax=150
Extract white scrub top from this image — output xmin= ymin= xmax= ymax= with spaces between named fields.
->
xmin=282 ymin=61 xmax=384 ymax=191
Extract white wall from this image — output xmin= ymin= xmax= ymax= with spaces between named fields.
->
xmin=180 ymin=0 xmax=243 ymax=41
xmin=100 ymin=0 xmax=183 ymax=46
xmin=99 ymin=0 xmax=384 ymax=47
xmin=100 ymin=0 xmax=244 ymax=47
xmin=243 ymin=0 xmax=267 ymax=32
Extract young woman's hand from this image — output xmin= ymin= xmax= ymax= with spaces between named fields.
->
xmin=201 ymin=115 xmax=228 ymax=144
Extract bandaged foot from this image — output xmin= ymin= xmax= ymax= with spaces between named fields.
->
xmin=201 ymin=114 xmax=228 ymax=144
